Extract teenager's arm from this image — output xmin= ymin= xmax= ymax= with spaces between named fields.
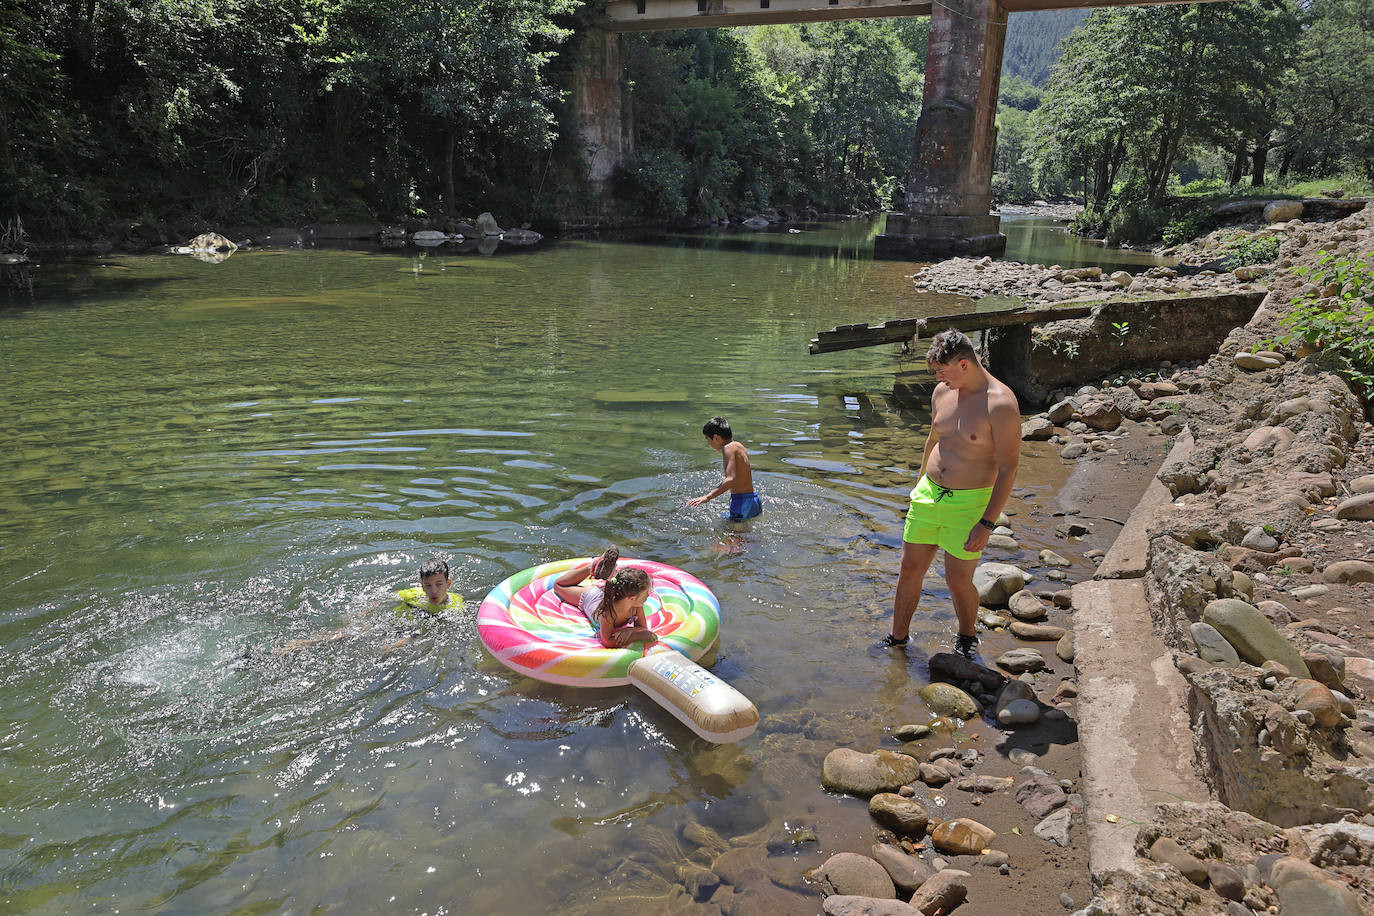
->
xmin=917 ymin=425 xmax=939 ymax=479
xmin=964 ymin=395 xmax=1021 ymax=551
xmin=688 ymin=447 xmax=739 ymax=505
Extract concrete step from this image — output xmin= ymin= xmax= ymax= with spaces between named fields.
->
xmin=1071 ymin=577 xmax=1209 ymax=878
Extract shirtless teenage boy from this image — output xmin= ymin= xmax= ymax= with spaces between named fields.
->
xmin=880 ymin=330 xmax=1020 ymax=659
xmin=687 ymin=417 xmax=761 ymax=520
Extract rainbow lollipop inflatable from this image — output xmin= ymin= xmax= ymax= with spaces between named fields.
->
xmin=478 ymin=557 xmax=758 ymax=742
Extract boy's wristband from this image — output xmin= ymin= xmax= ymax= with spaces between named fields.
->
xmin=977 ymin=518 xmax=996 ymax=531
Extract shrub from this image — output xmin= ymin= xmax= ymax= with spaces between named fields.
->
xmin=1162 ymin=210 xmax=1213 ymax=247
xmin=1224 ymin=234 xmax=1281 ymax=266
xmin=1273 ymin=250 xmax=1374 ymax=402
xmin=1105 ymin=200 xmax=1172 ymax=245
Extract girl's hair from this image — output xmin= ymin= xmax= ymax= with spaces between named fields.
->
xmin=596 ymin=566 xmax=651 ymax=619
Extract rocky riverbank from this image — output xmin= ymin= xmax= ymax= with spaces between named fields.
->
xmin=796 ymin=212 xmax=1373 ymax=915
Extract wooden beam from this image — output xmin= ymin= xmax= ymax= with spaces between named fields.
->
xmin=809 ymin=304 xmax=1095 ymax=354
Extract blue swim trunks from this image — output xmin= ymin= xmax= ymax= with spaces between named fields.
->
xmin=726 ymin=492 xmax=762 ymax=520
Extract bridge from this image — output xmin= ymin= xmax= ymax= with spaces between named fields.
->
xmin=573 ymin=0 xmax=1226 ymax=258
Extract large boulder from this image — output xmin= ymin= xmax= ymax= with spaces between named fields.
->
xmin=475 ymin=211 xmax=504 ymax=236
xmin=1262 ymin=199 xmax=1303 ymax=223
xmin=822 ymin=749 xmax=921 ymax=797
xmin=813 ymin=853 xmax=896 ymax=899
xmin=868 ymin=793 xmax=929 ymax=836
xmin=973 ymin=563 xmax=1027 ymax=607
xmin=1202 ymin=599 xmax=1310 ymax=678
xmin=918 ymin=683 xmax=980 ymax=720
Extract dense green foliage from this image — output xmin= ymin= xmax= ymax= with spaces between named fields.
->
xmin=1 ymin=0 xmax=583 ymax=235
xmin=1275 ymin=251 xmax=1374 ymax=401
xmin=1001 ymin=0 xmax=1374 ymax=243
xmin=1001 ymin=10 xmax=1088 ymax=87
xmin=0 ymin=3 xmax=930 ymax=238
xmin=620 ymin=22 xmax=925 ymax=219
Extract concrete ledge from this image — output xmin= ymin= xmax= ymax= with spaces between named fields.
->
xmin=1072 ymin=578 xmax=1209 ymax=877
xmin=1094 ymin=428 xmax=1195 ymax=580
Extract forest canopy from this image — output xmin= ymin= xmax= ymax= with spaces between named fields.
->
xmin=1 ymin=0 xmax=1370 ymax=241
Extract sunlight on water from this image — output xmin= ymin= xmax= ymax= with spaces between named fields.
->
xmin=0 ymin=216 xmax=1128 ymax=913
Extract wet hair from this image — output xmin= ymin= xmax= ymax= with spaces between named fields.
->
xmin=925 ymin=329 xmax=979 ymax=366
xmin=702 ymin=417 xmax=732 ymax=441
xmin=419 ymin=557 xmax=450 ymax=580
xmin=596 ymin=566 xmax=651 ymax=620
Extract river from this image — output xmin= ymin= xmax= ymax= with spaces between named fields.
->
xmin=0 ymin=213 xmax=1165 ymax=913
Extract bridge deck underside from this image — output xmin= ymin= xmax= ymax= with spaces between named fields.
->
xmin=602 ymin=0 xmax=1231 ymax=31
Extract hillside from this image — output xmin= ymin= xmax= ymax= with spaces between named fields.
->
xmin=1002 ymin=9 xmax=1089 ymax=86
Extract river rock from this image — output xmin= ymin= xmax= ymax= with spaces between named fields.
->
xmin=954 ymin=774 xmax=1014 ymax=793
xmin=1277 ymin=679 xmax=1343 ymax=727
xmin=973 ymin=563 xmax=1027 ymax=607
xmin=868 ymin=793 xmax=929 ymax=836
xmin=1047 ymin=399 xmax=1077 ymax=424
xmin=1010 ymin=621 xmax=1066 ymax=641
xmin=475 ymin=212 xmax=504 ymax=235
xmin=995 ymin=677 xmax=1035 ymax=710
xmin=997 ymin=698 xmax=1041 ymax=726
xmin=1202 ymin=599 xmax=1310 ymax=678
xmin=1206 ymin=860 xmax=1245 ymax=901
xmin=742 ymin=216 xmax=769 ymax=230
xmin=446 ymin=220 xmax=480 ymax=237
xmin=1276 ymin=879 xmax=1365 ymax=916
xmin=1322 ymin=560 xmax=1374 ymax=584
xmin=917 ymin=762 xmax=951 ymax=786
xmin=1149 ymin=837 xmax=1207 ymax=884
xmin=908 ymin=869 xmax=969 ymax=914
xmin=986 ymin=534 xmax=1019 ymax=550
xmin=1022 ymin=417 xmax=1054 ymax=440
xmin=1241 ymin=526 xmax=1279 ymax=552
xmin=1112 ymin=387 xmax=1148 ymax=420
xmin=500 ymin=227 xmax=543 ymax=244
xmin=1038 ymin=549 xmax=1072 ymax=568
xmin=870 ymin=843 xmax=935 ymax=893
xmin=1189 ymin=621 xmax=1241 ymax=666
xmin=412 ymin=229 xmax=447 ymax=243
xmin=929 ymin=818 xmax=996 ymax=855
xmin=1060 ymin=442 xmax=1087 ymax=459
xmin=893 ymin=723 xmax=932 ymax=741
xmin=1243 ymin=425 xmax=1296 ymax=453
xmin=928 ymin=652 xmax=1007 ymax=691
xmin=1291 ymin=584 xmax=1329 ymax=601
xmin=187 ymin=232 xmax=237 ymax=250
xmin=1016 ymin=770 xmax=1067 ymax=817
xmin=1301 ymin=649 xmax=1345 ymax=690
xmin=1263 ymin=199 xmax=1304 ymax=223
xmin=1351 ymin=474 xmax=1374 ymax=495
xmin=822 ymin=749 xmax=921 ymax=797
xmin=1110 ymin=270 xmax=1132 ymax=287
xmin=1008 ymin=589 xmax=1050 ymax=621
xmin=822 ymin=896 xmax=921 ymax=915
xmin=1235 ymin=351 xmax=1284 ymax=370
xmin=918 ymin=683 xmax=980 ymax=720
xmin=1080 ymin=401 xmax=1123 ymax=431
xmin=997 ymin=648 xmax=1047 ymax=674
xmin=1034 ymin=807 xmax=1073 ymax=846
xmin=813 ymin=852 xmax=896 ymax=899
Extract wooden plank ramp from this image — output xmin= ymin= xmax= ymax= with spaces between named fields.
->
xmin=809 ymin=303 xmax=1096 ymax=354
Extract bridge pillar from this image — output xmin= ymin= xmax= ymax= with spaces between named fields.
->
xmin=571 ymin=28 xmax=632 ymax=190
xmin=875 ymin=0 xmax=1007 ymax=260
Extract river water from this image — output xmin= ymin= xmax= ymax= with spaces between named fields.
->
xmin=0 ymin=215 xmax=1162 ymax=913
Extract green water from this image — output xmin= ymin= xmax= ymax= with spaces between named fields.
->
xmin=0 ymin=216 xmax=1155 ymax=914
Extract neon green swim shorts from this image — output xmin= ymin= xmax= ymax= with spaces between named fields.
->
xmin=903 ymin=475 xmax=994 ymax=561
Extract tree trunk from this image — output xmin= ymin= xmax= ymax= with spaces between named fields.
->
xmin=1250 ymin=144 xmax=1268 ymax=188
xmin=1228 ymin=140 xmax=1247 ymax=186
xmin=443 ymin=126 xmax=456 ymax=217
xmin=1277 ymin=148 xmax=1293 ymax=181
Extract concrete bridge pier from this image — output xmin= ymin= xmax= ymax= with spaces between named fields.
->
xmin=875 ymin=0 xmax=1008 ymax=260
xmin=571 ymin=28 xmax=633 ymax=192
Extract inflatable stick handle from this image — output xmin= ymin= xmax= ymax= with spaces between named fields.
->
xmin=628 ymin=650 xmax=758 ymax=744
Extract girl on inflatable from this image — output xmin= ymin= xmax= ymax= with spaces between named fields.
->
xmin=552 ymin=546 xmax=658 ymax=649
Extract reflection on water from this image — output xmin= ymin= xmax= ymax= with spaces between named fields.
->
xmin=0 ymin=215 xmax=1123 ymax=913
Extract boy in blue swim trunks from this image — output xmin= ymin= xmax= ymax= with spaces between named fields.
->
xmin=688 ymin=417 xmax=762 ymax=520
xmin=880 ymin=330 xmax=1020 ymax=659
